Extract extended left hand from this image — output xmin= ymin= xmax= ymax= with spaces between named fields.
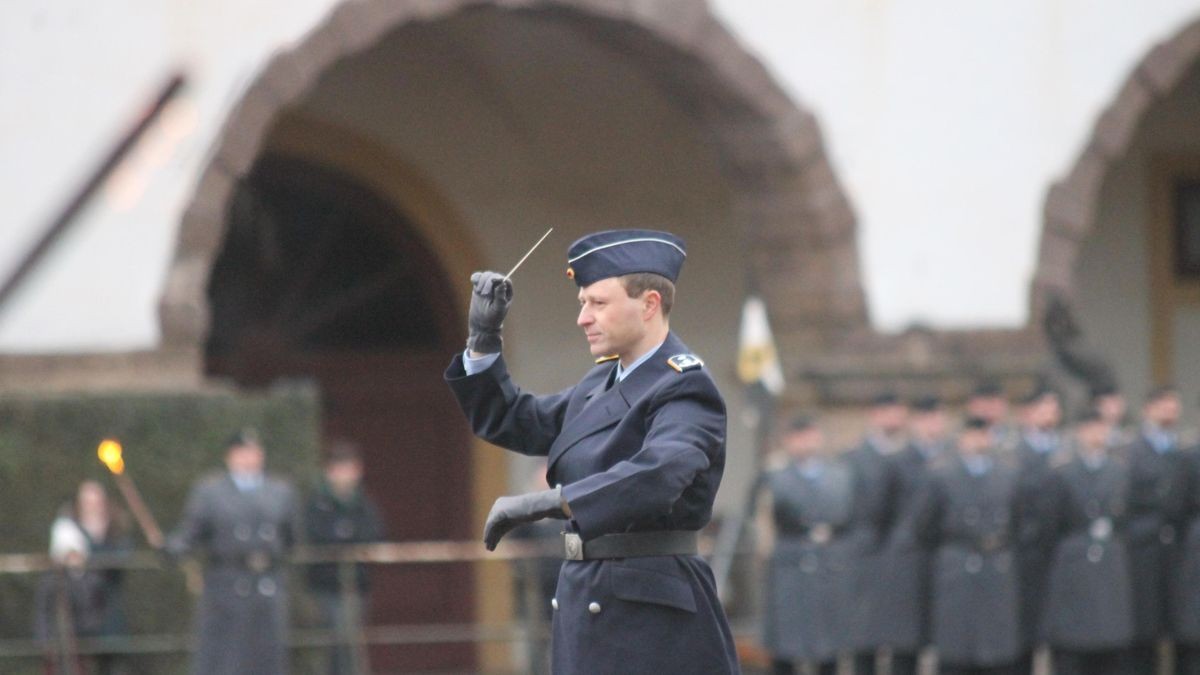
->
xmin=483 ymin=486 xmax=568 ymax=551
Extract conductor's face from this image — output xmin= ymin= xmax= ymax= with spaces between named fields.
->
xmin=577 ymin=277 xmax=648 ymax=359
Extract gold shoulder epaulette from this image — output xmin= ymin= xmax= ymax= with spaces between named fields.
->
xmin=667 ymin=354 xmax=704 ymax=373
xmin=595 ymin=354 xmax=620 ymax=364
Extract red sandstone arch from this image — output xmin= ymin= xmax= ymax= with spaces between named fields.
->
xmin=1032 ymin=16 xmax=1200 ymax=316
xmin=161 ymin=0 xmax=867 ymax=369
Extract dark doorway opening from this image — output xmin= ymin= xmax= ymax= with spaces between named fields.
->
xmin=206 ymin=154 xmax=476 ymax=672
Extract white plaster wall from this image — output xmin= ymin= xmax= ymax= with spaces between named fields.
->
xmin=4 ymin=0 xmax=1200 ymax=343
xmin=1075 ymin=60 xmax=1200 ymax=417
xmin=711 ymin=0 xmax=1200 ymax=330
xmin=0 ymin=0 xmax=338 ymax=351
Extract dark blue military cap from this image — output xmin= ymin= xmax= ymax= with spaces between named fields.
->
xmin=566 ymin=229 xmax=686 ymax=287
xmin=963 ymin=416 xmax=991 ymax=431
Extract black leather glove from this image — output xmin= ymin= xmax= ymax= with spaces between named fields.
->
xmin=467 ymin=271 xmax=513 ymax=354
xmin=483 ymin=486 xmax=567 ymax=551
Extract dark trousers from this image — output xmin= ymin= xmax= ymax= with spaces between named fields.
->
xmin=938 ymin=663 xmax=1017 ymax=675
xmin=771 ymin=658 xmax=835 ymax=675
xmin=1052 ymin=648 xmax=1129 ymax=675
xmin=1179 ymin=644 xmax=1200 ymax=675
xmin=1127 ymin=642 xmax=1162 ymax=675
xmin=892 ymin=652 xmax=919 ymax=675
xmin=851 ymin=652 xmax=876 ymax=674
xmin=314 ymin=591 xmax=369 ymax=675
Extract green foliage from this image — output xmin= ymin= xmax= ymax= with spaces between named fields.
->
xmin=0 ymin=385 xmax=321 ymax=672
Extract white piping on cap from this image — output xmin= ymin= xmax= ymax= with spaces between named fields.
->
xmin=567 ymin=237 xmax=687 ymax=264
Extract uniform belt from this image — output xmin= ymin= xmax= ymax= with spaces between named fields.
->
xmin=210 ymin=551 xmax=278 ymax=572
xmin=561 ymin=531 xmax=697 ymax=561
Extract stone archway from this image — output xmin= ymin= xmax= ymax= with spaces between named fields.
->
xmin=161 ymin=0 xmax=869 ymax=668
xmin=161 ymin=0 xmax=867 ymax=379
xmin=1032 ymin=17 xmax=1200 ymax=313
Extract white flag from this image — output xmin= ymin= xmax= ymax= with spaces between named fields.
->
xmin=736 ymin=295 xmax=785 ymax=396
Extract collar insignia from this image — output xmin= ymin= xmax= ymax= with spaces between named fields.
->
xmin=594 ymin=354 xmax=620 ymax=364
xmin=667 ymin=354 xmax=704 ymax=373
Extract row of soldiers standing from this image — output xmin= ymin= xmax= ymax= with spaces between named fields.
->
xmin=759 ymin=383 xmax=1199 ymax=675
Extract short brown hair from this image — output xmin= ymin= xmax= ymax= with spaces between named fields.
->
xmin=619 ymin=273 xmax=675 ymax=317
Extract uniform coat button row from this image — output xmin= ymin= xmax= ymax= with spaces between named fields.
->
xmin=550 ymin=598 xmax=602 ymax=614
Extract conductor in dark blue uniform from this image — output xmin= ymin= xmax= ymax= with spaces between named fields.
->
xmin=444 ymin=229 xmax=740 ymax=675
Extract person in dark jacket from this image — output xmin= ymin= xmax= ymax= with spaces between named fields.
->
xmin=304 ymin=440 xmax=386 ymax=675
xmin=914 ymin=416 xmax=1024 ymax=675
xmin=845 ymin=393 xmax=905 ymax=675
xmin=875 ymin=395 xmax=949 ymax=675
xmin=1123 ymin=385 xmax=1190 ymax=675
xmin=1011 ymin=387 xmax=1063 ymax=671
xmin=34 ymin=481 xmax=133 ymax=675
xmin=1042 ymin=410 xmax=1134 ymax=675
xmin=760 ymin=414 xmax=855 ymax=675
xmin=445 ymin=230 xmax=739 ymax=675
xmin=166 ymin=429 xmax=299 ymax=675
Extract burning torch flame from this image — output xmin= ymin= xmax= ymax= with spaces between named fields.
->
xmin=98 ymin=439 xmax=125 ymax=475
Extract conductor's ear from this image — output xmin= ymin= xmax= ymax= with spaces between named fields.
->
xmin=641 ymin=290 xmax=662 ymax=320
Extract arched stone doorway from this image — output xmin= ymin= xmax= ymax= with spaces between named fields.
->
xmin=206 ymin=152 xmax=476 ymax=671
xmin=163 ymin=0 xmax=866 ymax=669
xmin=1033 ymin=17 xmax=1200 ymax=405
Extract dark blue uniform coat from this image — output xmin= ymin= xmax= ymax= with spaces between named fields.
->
xmin=445 ymin=332 xmax=739 ymax=675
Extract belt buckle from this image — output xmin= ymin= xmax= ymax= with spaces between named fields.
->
xmin=563 ymin=533 xmax=584 ymax=561
xmin=808 ymin=523 xmax=833 ymax=545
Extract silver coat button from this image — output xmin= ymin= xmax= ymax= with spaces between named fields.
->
xmin=588 ymin=601 xmax=601 ymax=614
xmin=551 ymin=598 xmax=559 ymax=611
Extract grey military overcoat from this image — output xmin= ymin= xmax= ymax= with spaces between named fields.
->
xmin=168 ymin=473 xmax=298 ymax=675
xmin=872 ymin=443 xmax=942 ymax=652
xmin=1122 ymin=435 xmax=1191 ymax=642
xmin=915 ymin=457 xmax=1023 ymax=667
xmin=760 ymin=460 xmax=855 ymax=662
xmin=1041 ymin=457 xmax=1134 ymax=650
xmin=842 ymin=440 xmax=898 ymax=652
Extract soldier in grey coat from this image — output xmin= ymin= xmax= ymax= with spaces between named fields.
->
xmin=1123 ymin=386 xmax=1190 ymax=675
xmin=760 ymin=414 xmax=855 ymax=675
xmin=1011 ymin=388 xmax=1063 ymax=671
xmin=167 ymin=430 xmax=299 ymax=675
xmin=875 ymin=395 xmax=950 ymax=675
xmin=1042 ymin=410 xmax=1134 ymax=675
xmin=845 ymin=393 xmax=906 ymax=675
xmin=914 ymin=416 xmax=1024 ymax=675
